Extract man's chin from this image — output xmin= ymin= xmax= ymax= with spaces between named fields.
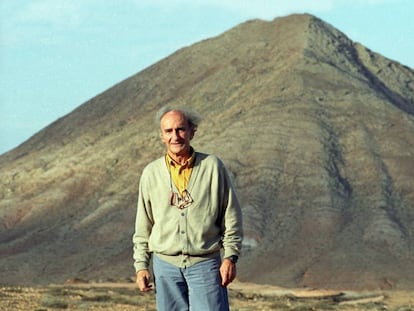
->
xmin=170 ymin=146 xmax=188 ymax=156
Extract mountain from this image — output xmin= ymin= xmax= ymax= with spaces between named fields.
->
xmin=1 ymin=13 xmax=414 ymax=290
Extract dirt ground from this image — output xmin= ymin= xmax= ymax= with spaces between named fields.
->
xmin=1 ymin=280 xmax=413 ymax=310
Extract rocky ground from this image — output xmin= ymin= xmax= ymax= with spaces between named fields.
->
xmin=1 ymin=281 xmax=413 ymax=311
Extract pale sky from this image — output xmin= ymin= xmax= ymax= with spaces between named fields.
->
xmin=1 ymin=0 xmax=413 ymax=155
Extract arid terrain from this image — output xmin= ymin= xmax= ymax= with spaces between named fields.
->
xmin=1 ymin=281 xmax=413 ymax=311
xmin=1 ymin=13 xmax=414 ymax=290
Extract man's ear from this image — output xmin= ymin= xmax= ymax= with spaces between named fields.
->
xmin=159 ymin=131 xmax=165 ymax=143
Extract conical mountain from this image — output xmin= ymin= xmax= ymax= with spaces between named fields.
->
xmin=1 ymin=13 xmax=414 ymax=289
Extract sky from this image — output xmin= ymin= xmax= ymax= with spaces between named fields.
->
xmin=1 ymin=0 xmax=413 ymax=155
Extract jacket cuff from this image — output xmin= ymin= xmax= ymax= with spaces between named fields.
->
xmin=223 ymin=249 xmax=240 ymax=259
xmin=134 ymin=262 xmax=149 ymax=273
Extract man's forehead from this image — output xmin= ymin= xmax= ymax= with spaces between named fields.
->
xmin=161 ymin=111 xmax=189 ymax=127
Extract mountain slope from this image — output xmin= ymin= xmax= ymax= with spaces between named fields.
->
xmin=1 ymin=13 xmax=414 ymax=289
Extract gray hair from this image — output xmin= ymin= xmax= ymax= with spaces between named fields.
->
xmin=155 ymin=106 xmax=201 ymax=131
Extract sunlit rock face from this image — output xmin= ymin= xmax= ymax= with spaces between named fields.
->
xmin=1 ymin=13 xmax=414 ymax=289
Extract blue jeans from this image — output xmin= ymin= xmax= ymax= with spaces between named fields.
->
xmin=153 ymin=255 xmax=229 ymax=311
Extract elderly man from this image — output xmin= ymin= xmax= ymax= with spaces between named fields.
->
xmin=132 ymin=106 xmax=243 ymax=311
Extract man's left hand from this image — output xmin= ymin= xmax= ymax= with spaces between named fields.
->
xmin=220 ymin=258 xmax=236 ymax=287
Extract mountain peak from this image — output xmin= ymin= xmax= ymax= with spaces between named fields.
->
xmin=1 ymin=13 xmax=414 ymax=289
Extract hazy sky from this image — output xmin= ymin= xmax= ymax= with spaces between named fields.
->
xmin=1 ymin=0 xmax=413 ymax=154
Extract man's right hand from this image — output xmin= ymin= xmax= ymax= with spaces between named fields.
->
xmin=136 ymin=269 xmax=153 ymax=292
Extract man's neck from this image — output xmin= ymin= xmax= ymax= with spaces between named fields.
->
xmin=167 ymin=147 xmax=193 ymax=165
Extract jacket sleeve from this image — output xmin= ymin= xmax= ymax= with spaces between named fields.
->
xmin=132 ymin=169 xmax=154 ymax=272
xmin=220 ymin=162 xmax=243 ymax=259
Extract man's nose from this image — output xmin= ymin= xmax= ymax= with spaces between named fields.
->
xmin=172 ymin=130 xmax=180 ymax=139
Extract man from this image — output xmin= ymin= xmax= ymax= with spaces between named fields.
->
xmin=132 ymin=106 xmax=243 ymax=311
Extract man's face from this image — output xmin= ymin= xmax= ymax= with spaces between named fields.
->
xmin=160 ymin=110 xmax=194 ymax=158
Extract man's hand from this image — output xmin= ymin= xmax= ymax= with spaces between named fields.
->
xmin=136 ymin=269 xmax=153 ymax=292
xmin=220 ymin=258 xmax=236 ymax=287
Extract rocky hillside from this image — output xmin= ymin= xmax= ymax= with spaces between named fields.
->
xmin=1 ymin=13 xmax=414 ymax=289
